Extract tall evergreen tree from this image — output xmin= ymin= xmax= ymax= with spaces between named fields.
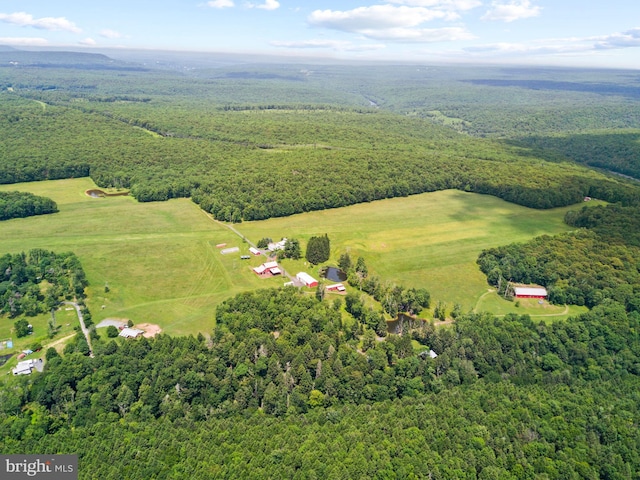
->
xmin=305 ymin=235 xmax=330 ymax=264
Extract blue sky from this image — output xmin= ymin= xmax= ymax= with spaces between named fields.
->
xmin=1 ymin=1 xmax=639 ymax=68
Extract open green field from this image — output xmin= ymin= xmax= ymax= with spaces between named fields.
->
xmin=0 ymin=178 xmax=284 ymax=337
xmin=0 ymin=179 xmax=598 ymax=341
xmin=236 ymin=190 xmax=602 ymax=313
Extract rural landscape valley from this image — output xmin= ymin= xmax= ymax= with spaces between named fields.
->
xmin=1 ymin=44 xmax=640 ymax=479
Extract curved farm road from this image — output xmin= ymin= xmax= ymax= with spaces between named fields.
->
xmin=63 ymin=301 xmax=94 ymax=358
xmin=531 ymin=304 xmax=569 ymax=318
xmin=473 ymin=288 xmax=495 ymax=313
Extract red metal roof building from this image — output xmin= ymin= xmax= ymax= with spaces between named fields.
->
xmin=513 ymin=286 xmax=548 ymax=299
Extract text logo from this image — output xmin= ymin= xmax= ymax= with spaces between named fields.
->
xmin=1 ymin=455 xmax=77 ymax=479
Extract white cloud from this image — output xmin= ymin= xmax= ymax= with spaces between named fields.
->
xmin=0 ymin=11 xmax=81 ymax=33
xmin=0 ymin=36 xmax=48 ymax=46
xmin=207 ymin=0 xmax=235 ymax=8
xmin=481 ymin=1 xmax=541 ymax=22
xmin=100 ymin=29 xmax=123 ymax=39
xmin=363 ymin=26 xmax=474 ymax=42
xmin=79 ymin=38 xmax=97 ymax=46
xmin=308 ymin=5 xmax=474 ymax=43
xmin=270 ymin=39 xmax=386 ymax=52
xmin=388 ymin=0 xmax=481 ymax=10
xmin=247 ymin=0 xmax=280 ymax=10
xmin=464 ymin=28 xmax=640 ymax=57
xmin=309 ymin=6 xmax=456 ymax=31
xmin=594 ymin=28 xmax=640 ymax=49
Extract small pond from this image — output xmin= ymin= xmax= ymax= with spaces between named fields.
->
xmin=320 ymin=267 xmax=347 ymax=282
xmin=85 ymin=189 xmax=130 ymax=198
xmin=0 ymin=353 xmax=14 ymax=367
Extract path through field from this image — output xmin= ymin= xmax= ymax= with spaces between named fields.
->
xmin=473 ymin=289 xmax=496 ymax=313
xmin=63 ymin=301 xmax=94 ymax=358
xmin=44 ymin=333 xmax=75 ymax=351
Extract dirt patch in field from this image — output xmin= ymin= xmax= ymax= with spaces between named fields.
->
xmin=96 ymin=318 xmax=128 ymax=328
xmin=135 ymin=323 xmax=162 ymax=338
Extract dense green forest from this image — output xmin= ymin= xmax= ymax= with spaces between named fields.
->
xmin=5 ymin=92 xmax=639 ymax=223
xmin=0 ymin=191 xmax=57 ymax=221
xmin=565 ymin=203 xmax=640 ymax=246
xmin=508 ymin=130 xmax=640 ymax=180
xmin=0 ymin=249 xmax=88 ymax=318
xmin=2 ymin=288 xmax=639 ymax=478
xmin=478 ymin=230 xmax=640 ymax=308
xmin=2 ymin=51 xmax=640 ymax=223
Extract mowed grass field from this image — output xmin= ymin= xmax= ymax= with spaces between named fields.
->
xmin=0 ymin=178 xmax=284 ymax=336
xmin=0 ymin=179 xmax=597 ymax=340
xmin=236 ymin=190 xmax=599 ymax=315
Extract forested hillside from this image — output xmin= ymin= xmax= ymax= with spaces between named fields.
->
xmin=508 ymin=130 xmax=640 ymax=180
xmin=2 ymin=73 xmax=639 ymax=221
xmin=2 ymin=288 xmax=639 ymax=478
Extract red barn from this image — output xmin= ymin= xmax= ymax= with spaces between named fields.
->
xmin=513 ymin=286 xmax=547 ymax=299
xmin=296 ymin=272 xmax=318 ymax=288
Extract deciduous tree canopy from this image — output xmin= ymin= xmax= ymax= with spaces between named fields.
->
xmin=0 ymin=191 xmax=57 ymax=221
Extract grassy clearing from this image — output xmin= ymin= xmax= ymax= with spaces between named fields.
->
xmin=474 ymin=290 xmax=589 ymax=321
xmin=0 ymin=178 xmax=284 ymax=337
xmin=0 ymin=180 xmax=595 ymax=343
xmin=0 ymin=308 xmax=78 ymax=376
xmin=236 ymin=190 xmax=597 ymax=314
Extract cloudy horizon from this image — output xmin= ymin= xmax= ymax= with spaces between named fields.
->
xmin=1 ymin=1 xmax=639 ymax=68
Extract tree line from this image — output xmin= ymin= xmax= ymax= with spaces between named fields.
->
xmin=340 ymin=254 xmax=431 ymax=326
xmin=0 ymin=191 xmax=58 ymax=221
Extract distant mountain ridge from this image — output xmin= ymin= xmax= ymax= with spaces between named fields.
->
xmin=0 ymin=49 xmax=148 ymax=71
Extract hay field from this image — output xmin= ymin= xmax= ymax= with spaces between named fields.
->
xmin=0 ymin=178 xmax=282 ymax=336
xmin=0 ymin=180 xmax=592 ymax=335
xmin=236 ymin=190 xmax=591 ymax=312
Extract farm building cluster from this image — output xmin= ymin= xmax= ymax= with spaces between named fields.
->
xmin=254 ymin=261 xmax=282 ymax=277
xmin=12 ymin=358 xmax=43 ymax=376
